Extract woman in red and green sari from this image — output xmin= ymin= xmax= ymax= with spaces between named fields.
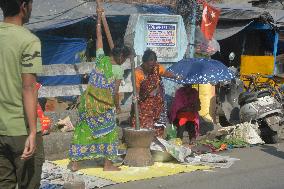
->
xmin=69 ymin=9 xmax=131 ymax=171
xmin=132 ymin=49 xmax=178 ymax=137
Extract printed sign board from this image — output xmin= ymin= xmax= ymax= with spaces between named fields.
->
xmin=124 ymin=14 xmax=188 ymax=62
xmin=146 ymin=23 xmax=177 ymax=47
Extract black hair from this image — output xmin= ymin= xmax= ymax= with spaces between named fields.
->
xmin=0 ymin=0 xmax=31 ymax=17
xmin=142 ymin=49 xmax=157 ymax=63
xmin=111 ymin=44 xmax=131 ymax=63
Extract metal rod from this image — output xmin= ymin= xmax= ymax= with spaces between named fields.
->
xmin=131 ymin=56 xmax=140 ymax=130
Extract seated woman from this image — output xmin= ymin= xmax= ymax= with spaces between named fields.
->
xmin=69 ymin=8 xmax=131 ymax=172
xmin=131 ymin=49 xmax=177 ymax=138
xmin=170 ymin=84 xmax=201 ymax=144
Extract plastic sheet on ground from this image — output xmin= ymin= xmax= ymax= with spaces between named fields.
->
xmin=52 ymin=159 xmax=210 ymax=183
xmin=185 ymin=153 xmax=240 ymax=169
xmin=218 ymin=122 xmax=265 ymax=145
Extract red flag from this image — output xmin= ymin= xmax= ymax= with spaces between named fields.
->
xmin=201 ymin=2 xmax=221 ymax=40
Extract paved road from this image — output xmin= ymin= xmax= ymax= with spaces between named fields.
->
xmin=104 ymin=142 xmax=284 ymax=189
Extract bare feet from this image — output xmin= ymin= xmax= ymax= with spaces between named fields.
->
xmin=103 ymin=159 xmax=121 ymax=171
xmin=71 ymin=161 xmax=79 ymax=172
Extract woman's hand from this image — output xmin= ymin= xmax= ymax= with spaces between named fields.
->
xmin=96 ymin=7 xmax=104 ymax=14
xmin=176 ymin=75 xmax=183 ymax=80
xmin=162 ymin=70 xmax=183 ymax=80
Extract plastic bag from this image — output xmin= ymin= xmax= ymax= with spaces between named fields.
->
xmin=166 ymin=124 xmax=177 ymax=140
xmin=169 ymin=138 xmax=183 ymax=146
xmin=157 ymin=138 xmax=191 ymax=162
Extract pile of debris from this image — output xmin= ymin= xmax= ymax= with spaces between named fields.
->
xmin=200 ymin=122 xmax=265 ymax=145
xmin=40 ymin=161 xmax=116 ymax=189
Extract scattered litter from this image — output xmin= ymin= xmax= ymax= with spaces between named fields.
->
xmin=56 ymin=116 xmax=74 ymax=132
xmin=40 ymin=161 xmax=115 ymax=189
xmin=185 ymin=153 xmax=240 ymax=168
xmin=153 ymin=138 xmax=192 ymax=162
xmin=218 ymin=122 xmax=265 ymax=145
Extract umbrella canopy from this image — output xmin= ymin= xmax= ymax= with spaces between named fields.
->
xmin=167 ymin=58 xmax=235 ymax=84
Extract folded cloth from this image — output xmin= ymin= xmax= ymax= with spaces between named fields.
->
xmin=177 ymin=112 xmax=197 ymax=126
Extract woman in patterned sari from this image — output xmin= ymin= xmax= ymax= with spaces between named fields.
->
xmin=132 ymin=49 xmax=178 ymax=137
xmin=69 ymin=9 xmax=131 ymax=171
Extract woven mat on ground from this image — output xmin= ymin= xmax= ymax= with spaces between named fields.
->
xmin=53 ymin=159 xmax=210 ymax=183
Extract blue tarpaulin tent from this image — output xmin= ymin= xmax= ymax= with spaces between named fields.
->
xmin=38 ymin=34 xmax=87 ymax=65
xmin=36 ymin=34 xmax=87 ymax=86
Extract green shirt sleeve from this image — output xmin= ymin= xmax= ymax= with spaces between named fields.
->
xmin=96 ymin=48 xmax=105 ymax=59
xmin=21 ymin=39 xmax=43 ymax=74
xmin=112 ymin=65 xmax=124 ymax=80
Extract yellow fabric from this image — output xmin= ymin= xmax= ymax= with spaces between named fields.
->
xmin=53 ymin=159 xmax=210 ymax=183
xmin=240 ymin=55 xmax=274 ymax=76
xmin=198 ymin=84 xmax=216 ymax=122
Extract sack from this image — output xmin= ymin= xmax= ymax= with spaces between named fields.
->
xmin=166 ymin=124 xmax=177 ymax=140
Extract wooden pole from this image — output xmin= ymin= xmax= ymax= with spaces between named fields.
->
xmin=131 ymin=56 xmax=140 ymax=130
xmin=187 ymin=0 xmax=196 ymax=58
xmin=102 ymin=16 xmax=114 ymax=49
xmin=96 ymin=0 xmax=114 ymax=49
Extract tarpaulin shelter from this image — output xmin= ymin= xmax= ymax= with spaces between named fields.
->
xmin=214 ymin=4 xmax=274 ymax=40
xmin=0 ymin=0 xmax=174 ymax=98
xmin=213 ymin=0 xmax=284 ymax=30
xmin=24 ymin=0 xmax=173 ymax=31
xmin=212 ymin=3 xmax=280 ymax=70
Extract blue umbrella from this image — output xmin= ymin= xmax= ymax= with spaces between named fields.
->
xmin=166 ymin=58 xmax=235 ymax=84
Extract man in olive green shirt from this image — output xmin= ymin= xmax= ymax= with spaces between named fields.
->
xmin=0 ymin=0 xmax=45 ymax=188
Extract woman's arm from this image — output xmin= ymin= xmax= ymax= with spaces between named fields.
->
xmin=159 ymin=64 xmax=180 ymax=80
xmin=162 ymin=70 xmax=176 ymax=79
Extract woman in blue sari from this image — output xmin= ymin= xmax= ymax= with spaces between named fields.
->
xmin=69 ymin=8 xmax=131 ymax=171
